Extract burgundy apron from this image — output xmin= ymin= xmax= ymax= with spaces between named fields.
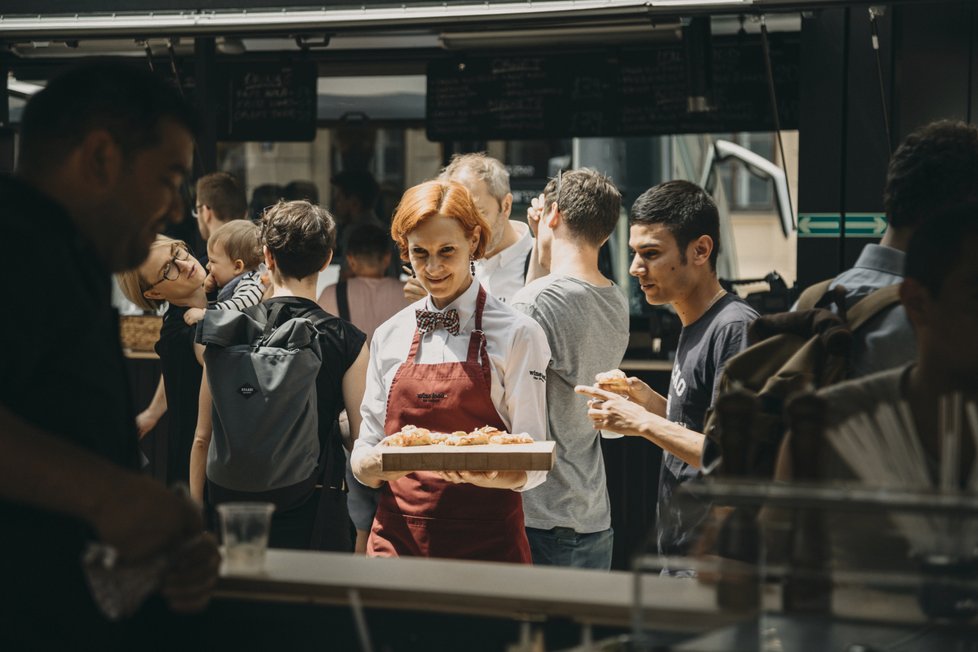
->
xmin=367 ymin=286 xmax=532 ymax=563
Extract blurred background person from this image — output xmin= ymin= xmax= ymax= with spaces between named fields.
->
xmin=249 ymin=182 xmax=284 ymax=221
xmin=284 ymin=179 xmax=320 ymax=204
xmin=194 ymin=171 xmax=248 ymax=258
xmin=318 ymin=222 xmax=409 ymax=343
xmin=331 ymin=169 xmax=384 ymax=259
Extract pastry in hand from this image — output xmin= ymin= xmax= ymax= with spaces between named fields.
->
xmin=595 ymin=369 xmax=630 ymax=397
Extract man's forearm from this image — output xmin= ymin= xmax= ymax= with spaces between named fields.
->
xmin=639 ymin=416 xmax=706 ymax=468
xmin=645 ymin=391 xmax=667 ymax=418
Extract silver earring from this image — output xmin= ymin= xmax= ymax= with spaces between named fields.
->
xmin=469 ymin=258 xmax=476 ymax=276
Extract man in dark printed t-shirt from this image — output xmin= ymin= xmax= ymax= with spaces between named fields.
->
xmin=577 ymin=180 xmax=757 ymax=571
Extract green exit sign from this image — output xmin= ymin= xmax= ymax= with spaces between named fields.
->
xmin=798 ymin=213 xmax=888 ymax=238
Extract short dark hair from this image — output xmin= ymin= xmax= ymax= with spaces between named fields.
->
xmin=884 ymin=121 xmax=978 ymax=230
xmin=196 ymin=172 xmax=247 ymax=222
xmin=904 ymin=202 xmax=978 ymax=296
xmin=261 ymin=200 xmax=336 ymax=280
xmin=284 ymin=180 xmax=320 ymax=204
xmin=346 ymin=223 xmax=393 ymax=262
xmin=629 ymin=180 xmax=721 ymax=271
xmin=18 ymin=62 xmax=198 ymax=175
xmin=542 ymin=168 xmax=621 ymax=246
xmin=331 ymin=170 xmax=379 ymax=209
xmin=249 ymin=183 xmax=284 ymax=220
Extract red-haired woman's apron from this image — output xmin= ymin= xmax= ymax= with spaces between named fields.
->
xmin=367 ymin=286 xmax=531 ymax=563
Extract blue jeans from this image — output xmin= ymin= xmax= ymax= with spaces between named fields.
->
xmin=526 ymin=526 xmax=613 ymax=570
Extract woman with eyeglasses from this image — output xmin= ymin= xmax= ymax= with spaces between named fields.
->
xmin=117 ymin=235 xmax=207 ymax=486
xmin=350 ymin=180 xmax=551 ymax=563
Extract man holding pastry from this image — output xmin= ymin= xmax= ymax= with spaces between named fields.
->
xmin=576 ymin=181 xmax=757 ymax=571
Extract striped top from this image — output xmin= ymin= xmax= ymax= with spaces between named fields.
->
xmin=212 ymin=270 xmax=266 ymax=312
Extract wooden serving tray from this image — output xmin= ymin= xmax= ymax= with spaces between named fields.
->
xmin=381 ymin=440 xmax=555 ymax=472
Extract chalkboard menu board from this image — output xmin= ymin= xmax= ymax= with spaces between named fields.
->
xmin=216 ymin=62 xmax=317 ymax=142
xmin=427 ymin=34 xmax=799 ymax=141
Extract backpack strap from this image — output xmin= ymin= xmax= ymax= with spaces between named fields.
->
xmin=845 ymin=284 xmax=902 ymax=331
xmin=795 ymin=278 xmax=834 ymax=311
xmin=260 ymin=302 xmax=287 ymax=339
xmin=336 ymin=280 xmax=350 ymax=322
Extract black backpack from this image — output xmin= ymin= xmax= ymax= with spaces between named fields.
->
xmin=198 ymin=302 xmax=328 ymax=496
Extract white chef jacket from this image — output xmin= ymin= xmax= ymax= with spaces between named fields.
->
xmin=473 ymin=221 xmax=534 ymax=304
xmin=355 ymin=278 xmax=551 ymax=491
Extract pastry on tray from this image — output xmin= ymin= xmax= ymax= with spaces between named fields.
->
xmin=380 ymin=425 xmax=534 ymax=446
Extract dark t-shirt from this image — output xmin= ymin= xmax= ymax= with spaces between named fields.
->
xmin=155 ymin=304 xmax=202 ymax=486
xmin=0 ymin=176 xmax=140 ymax=640
xmin=262 ymin=297 xmax=366 ymax=483
xmin=657 ymin=293 xmax=758 ymax=559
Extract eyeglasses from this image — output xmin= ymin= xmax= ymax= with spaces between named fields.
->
xmin=146 ymin=243 xmax=191 ymax=290
xmin=191 ymin=203 xmax=205 ymax=220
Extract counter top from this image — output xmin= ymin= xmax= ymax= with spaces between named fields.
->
xmin=216 ymin=550 xmax=939 ymax=633
xmin=216 ymin=550 xmax=743 ymax=631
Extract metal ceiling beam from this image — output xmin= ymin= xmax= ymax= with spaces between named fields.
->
xmin=0 ymin=1 xmax=934 ymax=40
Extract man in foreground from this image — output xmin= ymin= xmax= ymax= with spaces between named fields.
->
xmin=0 ymin=62 xmax=220 ymax=648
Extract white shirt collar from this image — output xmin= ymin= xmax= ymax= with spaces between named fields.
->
xmin=483 ymin=221 xmax=532 ymax=272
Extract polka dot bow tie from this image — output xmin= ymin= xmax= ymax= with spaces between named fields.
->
xmin=415 ymin=308 xmax=461 ymax=336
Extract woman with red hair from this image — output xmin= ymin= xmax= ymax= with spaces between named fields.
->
xmin=351 ymin=180 xmax=551 ymax=563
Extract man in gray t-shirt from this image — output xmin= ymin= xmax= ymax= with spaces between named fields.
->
xmin=513 ymin=168 xmax=627 ymax=569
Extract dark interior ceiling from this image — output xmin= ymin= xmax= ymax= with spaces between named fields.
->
xmin=0 ymin=0 xmax=929 ymax=81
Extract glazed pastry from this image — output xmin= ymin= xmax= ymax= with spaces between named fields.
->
xmin=595 ymin=369 xmax=630 ymax=397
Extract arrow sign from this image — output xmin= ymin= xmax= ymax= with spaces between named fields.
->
xmin=798 ymin=213 xmax=888 ymax=238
